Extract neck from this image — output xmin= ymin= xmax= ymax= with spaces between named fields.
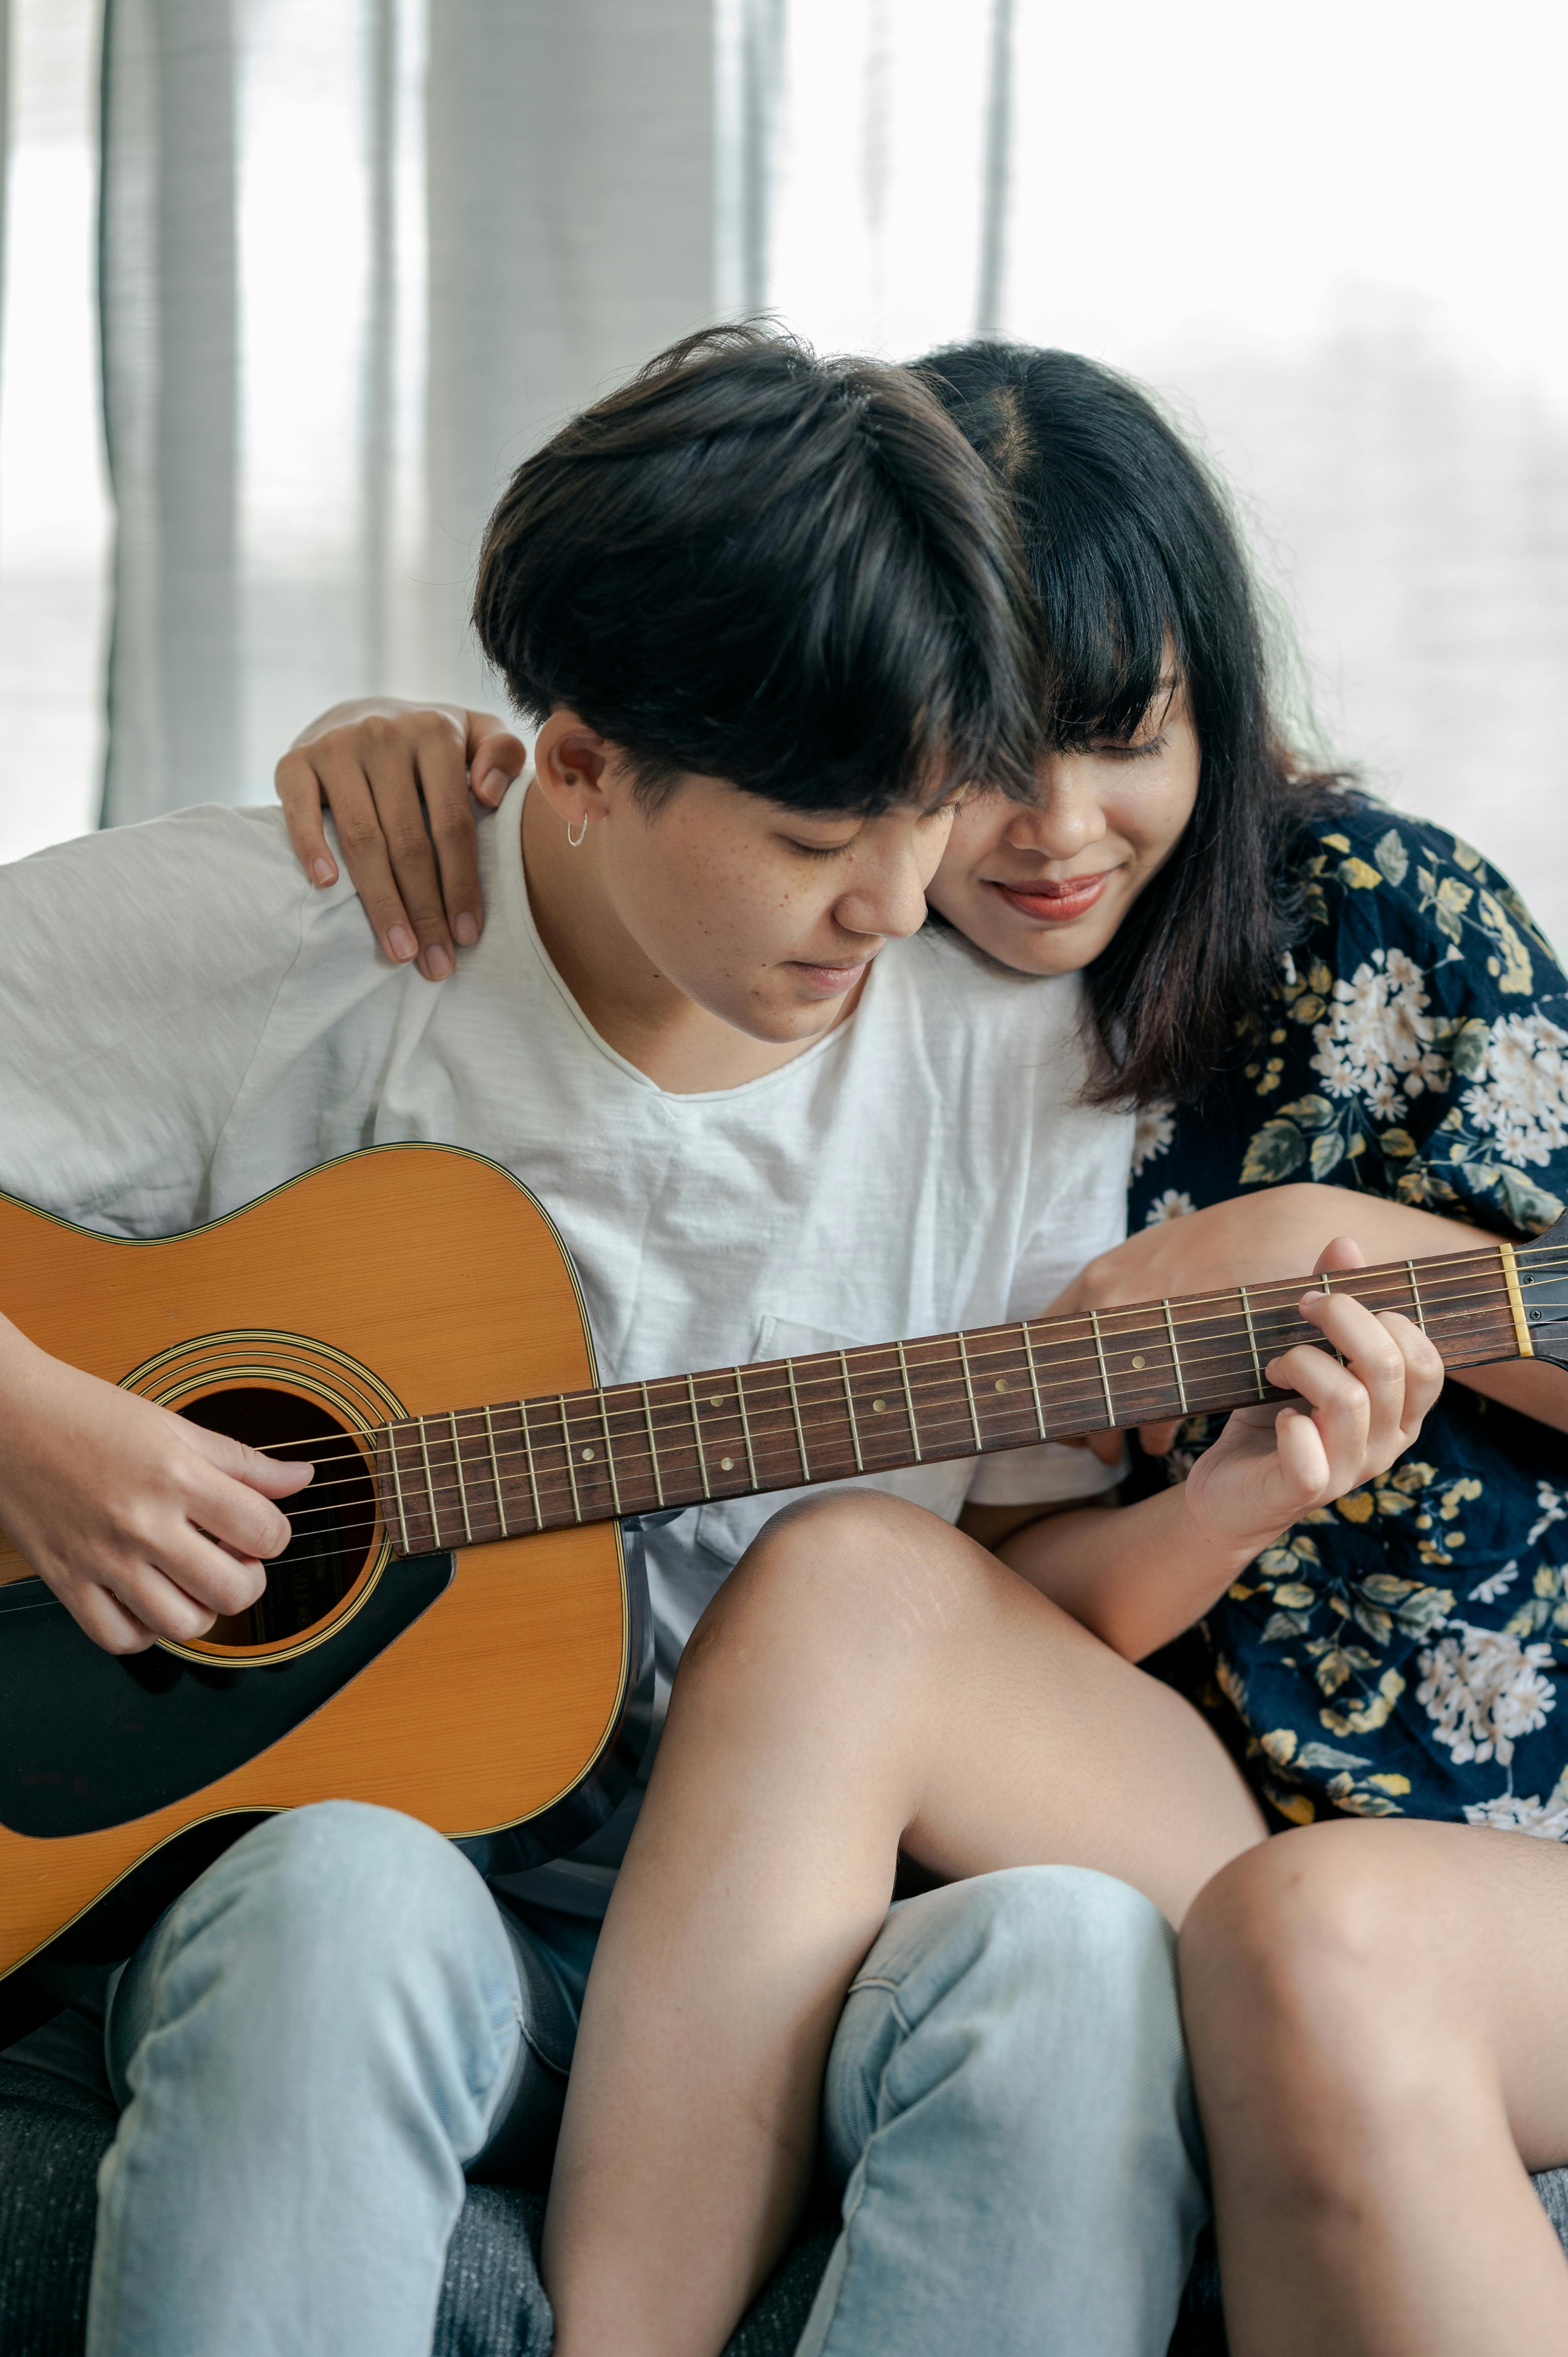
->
xmin=365 ymin=1233 xmax=1564 ymax=1559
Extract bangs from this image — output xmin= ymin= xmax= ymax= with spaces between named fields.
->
xmin=1023 ymin=490 xmax=1183 ymax=751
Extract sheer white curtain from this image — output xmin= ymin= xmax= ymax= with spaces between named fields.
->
xmin=2 ymin=0 xmax=1566 ymax=951
xmin=97 ymin=0 xmax=734 ymax=828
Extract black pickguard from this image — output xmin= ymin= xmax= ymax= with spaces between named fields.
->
xmin=0 ymin=1553 xmax=455 ymax=1839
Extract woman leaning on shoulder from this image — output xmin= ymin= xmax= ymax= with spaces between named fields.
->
xmin=277 ymin=340 xmax=1568 ymax=2357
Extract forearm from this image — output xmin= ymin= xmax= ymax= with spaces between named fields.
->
xmin=997 ymin=1485 xmax=1254 ymax=1663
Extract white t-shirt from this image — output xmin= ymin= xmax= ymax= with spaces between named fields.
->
xmin=0 ymin=786 xmax=1130 ymax=1906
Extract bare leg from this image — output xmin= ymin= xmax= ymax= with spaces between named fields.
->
xmin=1179 ymin=1817 xmax=1568 ymax=2357
xmin=545 ymin=1490 xmax=1265 ymax=2357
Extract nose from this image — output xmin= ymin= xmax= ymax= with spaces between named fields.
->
xmin=1004 ymin=755 xmax=1107 ymax=861
xmin=833 ymin=839 xmax=931 ymax=943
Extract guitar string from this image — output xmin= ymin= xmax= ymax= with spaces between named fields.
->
xmin=265 ymin=1267 xmax=1539 ymax=1535
xmin=240 ymin=1241 xmax=1554 ymax=1493
xmin=254 ymin=1257 xmax=1546 ymax=1514
xmin=265 ymin=1267 xmax=1527 ymax=1526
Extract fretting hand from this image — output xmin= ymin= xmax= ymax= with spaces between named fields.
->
xmin=1180 ymin=1237 xmax=1444 ymax=1558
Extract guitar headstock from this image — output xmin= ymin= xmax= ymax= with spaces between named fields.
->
xmin=1519 ymin=1212 xmax=1568 ymax=1367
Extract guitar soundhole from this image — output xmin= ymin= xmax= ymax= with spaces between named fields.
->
xmin=178 ymin=1388 xmax=378 ymax=1649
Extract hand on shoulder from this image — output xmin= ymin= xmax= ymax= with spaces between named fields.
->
xmin=274 ymin=699 xmax=527 ymax=983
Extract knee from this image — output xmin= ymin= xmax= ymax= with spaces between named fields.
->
xmin=679 ymin=1489 xmax=968 ymax=1699
xmin=882 ymin=1864 xmax=1183 ymax=2059
xmin=167 ymin=1802 xmax=503 ymax=1997
xmin=1179 ymin=1823 xmax=1439 ymax=2146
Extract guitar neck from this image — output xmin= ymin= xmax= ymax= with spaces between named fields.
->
xmin=376 ymin=1236 xmax=1555 ymax=1557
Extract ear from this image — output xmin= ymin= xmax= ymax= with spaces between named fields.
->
xmin=531 ymin=710 xmax=616 ymax=831
xmin=1520 ymin=1210 xmax=1568 ymax=1367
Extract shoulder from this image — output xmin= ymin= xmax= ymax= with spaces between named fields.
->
xmin=0 ymin=801 xmax=308 ymax=939
xmin=893 ymin=919 xmax=1092 ymax=1069
xmin=1286 ymin=798 xmax=1558 ymax=996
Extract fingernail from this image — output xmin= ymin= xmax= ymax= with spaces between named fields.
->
xmin=312 ymin=857 xmax=336 ymax=886
xmin=425 ymin=944 xmax=453 ymax=979
xmin=476 ymin=769 xmax=505 ymax=802
xmin=453 ymin=912 xmax=478 ymax=946
xmin=388 ymin=925 xmax=416 ymax=961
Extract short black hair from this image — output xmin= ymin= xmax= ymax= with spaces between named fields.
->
xmin=914 ymin=340 xmax=1342 ymax=1104
xmin=473 ymin=325 xmax=1041 ymax=814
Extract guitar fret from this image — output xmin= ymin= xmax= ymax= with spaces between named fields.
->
xmin=1020 ymin=1320 xmax=1047 ymax=1440
xmin=956 ymin=1332 xmax=984 ymax=1451
xmin=417 ymin=1418 xmax=440 ymax=1548
xmin=449 ymin=1409 xmax=473 ymax=1544
xmin=840 ymin=1351 xmax=864 ymax=1472
xmin=895 ymin=1341 xmax=922 ymax=1462
xmin=641 ymin=1381 xmax=666 ymax=1507
xmin=686 ymin=1374 xmax=712 ymax=1500
xmin=560 ymin=1394 xmax=583 ymax=1523
xmin=385 ymin=1424 xmax=409 ymax=1550
xmin=733 ymin=1367 xmax=759 ymax=1487
xmin=1237 ymin=1285 xmax=1266 ymax=1400
xmin=786 ymin=1360 xmax=811 ymax=1480
xmin=482 ymin=1403 xmax=508 ymax=1536
xmin=1088 ymin=1310 xmax=1115 ymax=1425
xmin=600 ymin=1391 xmax=623 ymax=1517
xmin=1162 ymin=1300 xmax=1189 ymax=1416
xmin=1405 ymin=1258 xmax=1427 ymax=1333
xmin=1319 ymin=1269 xmax=1344 ymax=1365
xmin=518 ymin=1400 xmax=543 ymax=1531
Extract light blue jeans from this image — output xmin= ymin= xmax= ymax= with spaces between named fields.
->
xmin=84 ymin=1803 xmax=1207 ymax=2357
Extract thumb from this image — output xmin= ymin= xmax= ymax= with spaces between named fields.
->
xmin=182 ymin=1420 xmax=316 ymax=1498
xmin=465 ymin=713 xmax=527 ymax=805
xmin=1313 ymin=1233 xmax=1365 ymax=1277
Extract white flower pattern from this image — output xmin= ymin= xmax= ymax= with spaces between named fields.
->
xmin=1309 ymin=947 xmax=1448 ymax=1118
xmin=1416 ymin=1623 xmax=1556 ymax=1767
xmin=1143 ymin=1188 xmax=1195 ymax=1226
xmin=1458 ymin=1013 xmax=1568 ymax=1169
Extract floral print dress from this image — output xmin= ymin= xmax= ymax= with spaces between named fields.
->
xmin=1129 ymin=798 xmax=1568 ymax=1834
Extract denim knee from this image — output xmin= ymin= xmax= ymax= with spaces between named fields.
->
xmin=107 ymin=1802 xmax=520 ymax=2113
xmin=823 ymin=1865 xmax=1195 ymax=2183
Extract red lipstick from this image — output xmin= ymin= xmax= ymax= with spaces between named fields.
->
xmin=991 ymin=872 xmax=1112 ymax=924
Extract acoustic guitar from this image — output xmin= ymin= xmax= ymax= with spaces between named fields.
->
xmin=1 ymin=1141 xmax=1564 ymax=2030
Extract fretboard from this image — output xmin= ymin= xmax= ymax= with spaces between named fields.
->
xmin=374 ymin=1237 xmax=1552 ymax=1556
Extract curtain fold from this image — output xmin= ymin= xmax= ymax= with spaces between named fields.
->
xmin=97 ymin=0 xmax=734 ymax=824
xmin=99 ymin=0 xmax=238 ymax=826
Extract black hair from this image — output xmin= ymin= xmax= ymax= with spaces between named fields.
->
xmin=474 ymin=324 xmax=1042 ymax=815
xmin=914 ymin=340 xmax=1342 ymax=1105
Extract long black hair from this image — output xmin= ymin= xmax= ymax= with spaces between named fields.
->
xmin=914 ymin=341 xmax=1343 ymax=1106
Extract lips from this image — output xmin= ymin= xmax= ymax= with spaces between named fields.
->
xmin=790 ymin=959 xmax=869 ymax=997
xmin=991 ymin=872 xmax=1112 ymax=923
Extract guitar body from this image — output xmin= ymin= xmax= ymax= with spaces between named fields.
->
xmin=0 ymin=1147 xmax=648 ymax=2012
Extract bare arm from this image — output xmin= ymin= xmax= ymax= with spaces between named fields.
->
xmin=964 ymin=1237 xmax=1444 ymax=1663
xmin=1060 ymin=1184 xmax=1568 ymax=1442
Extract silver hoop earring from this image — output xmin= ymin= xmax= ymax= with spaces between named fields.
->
xmin=566 ymin=813 xmax=588 ymax=848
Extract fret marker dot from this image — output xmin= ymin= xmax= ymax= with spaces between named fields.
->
xmin=581 ymin=1447 xmax=595 ymax=1461
xmin=1131 ymin=1355 xmax=1146 ymax=1370
xmin=994 ymin=1377 xmax=1010 ymax=1392
xmin=710 ymin=1394 xmax=724 ymax=1407
xmin=872 ymin=1398 xmax=887 ymax=1413
xmin=720 ymin=1455 xmax=735 ymax=1471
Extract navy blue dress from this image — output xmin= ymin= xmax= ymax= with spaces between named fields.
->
xmin=1129 ymin=799 xmax=1568 ymax=1833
